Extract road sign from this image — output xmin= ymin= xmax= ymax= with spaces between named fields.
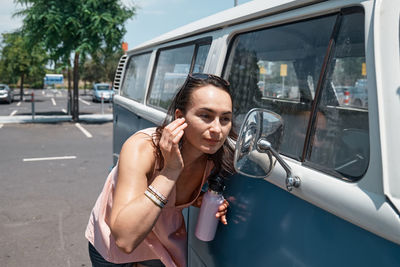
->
xmin=122 ymin=42 xmax=128 ymax=52
xmin=44 ymin=74 xmax=64 ymax=85
xmin=280 ymin=64 xmax=287 ymax=77
xmin=362 ymin=62 xmax=366 ymax=76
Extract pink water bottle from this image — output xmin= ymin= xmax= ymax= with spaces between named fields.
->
xmin=195 ymin=176 xmax=225 ymax=241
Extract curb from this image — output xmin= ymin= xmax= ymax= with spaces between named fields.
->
xmin=0 ymin=114 xmax=113 ymax=124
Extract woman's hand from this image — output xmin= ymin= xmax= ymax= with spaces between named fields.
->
xmin=159 ymin=118 xmax=187 ymax=177
xmin=216 ymin=199 xmax=229 ymax=225
xmin=194 ymin=194 xmax=229 ymax=225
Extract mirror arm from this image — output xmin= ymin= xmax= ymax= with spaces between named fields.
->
xmin=257 ymin=139 xmax=301 ymax=192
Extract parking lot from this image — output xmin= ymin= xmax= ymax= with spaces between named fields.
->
xmin=0 ymin=88 xmax=113 ymax=118
xmin=0 ymin=91 xmax=114 ymax=266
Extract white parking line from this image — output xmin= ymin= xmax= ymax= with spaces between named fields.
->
xmin=61 ymin=109 xmax=67 ymax=114
xmin=10 ymin=110 xmax=17 ymax=116
xmin=23 ymin=156 xmax=77 ymax=162
xmin=42 ymin=90 xmax=45 ymax=95
xmin=0 ymin=124 xmax=3 ymax=129
xmin=79 ymin=98 xmax=91 ymax=105
xmin=51 ymin=98 xmax=57 ymax=106
xmin=16 ymin=101 xmax=21 ymax=106
xmin=75 ymin=123 xmax=93 ymax=138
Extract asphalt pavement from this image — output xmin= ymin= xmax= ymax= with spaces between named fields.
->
xmin=0 ymin=88 xmax=113 ymax=124
xmin=0 ymin=89 xmax=115 ymax=266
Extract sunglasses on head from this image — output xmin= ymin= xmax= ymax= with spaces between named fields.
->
xmin=187 ymin=73 xmax=230 ymax=87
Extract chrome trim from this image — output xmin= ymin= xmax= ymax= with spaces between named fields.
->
xmin=113 ymin=55 xmax=128 ymax=93
xmin=113 ymin=95 xmax=166 ymax=126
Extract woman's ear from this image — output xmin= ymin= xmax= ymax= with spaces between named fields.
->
xmin=175 ymin=109 xmax=184 ymax=120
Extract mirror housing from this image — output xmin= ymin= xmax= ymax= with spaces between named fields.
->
xmin=234 ymin=108 xmax=301 ymax=191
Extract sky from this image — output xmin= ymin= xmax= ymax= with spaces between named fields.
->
xmin=0 ymin=0 xmax=253 ymax=50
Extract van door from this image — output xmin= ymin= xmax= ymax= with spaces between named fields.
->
xmin=113 ymin=38 xmax=212 ymax=164
xmin=187 ymin=6 xmax=400 ymax=267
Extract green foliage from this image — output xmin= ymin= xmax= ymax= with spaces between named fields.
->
xmin=15 ymin=0 xmax=135 ymax=119
xmin=15 ymin=0 xmax=135 ymax=62
xmin=0 ymin=31 xmax=47 ymax=86
xmin=81 ymin=49 xmax=124 ymax=84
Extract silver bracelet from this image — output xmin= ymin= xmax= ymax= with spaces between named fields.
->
xmin=148 ymin=185 xmax=167 ymax=204
xmin=144 ymin=190 xmax=165 ymax=208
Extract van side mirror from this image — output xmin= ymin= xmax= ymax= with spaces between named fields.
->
xmin=234 ymin=108 xmax=301 ymax=191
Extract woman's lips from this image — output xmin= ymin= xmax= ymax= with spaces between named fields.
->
xmin=204 ymin=138 xmax=220 ymax=145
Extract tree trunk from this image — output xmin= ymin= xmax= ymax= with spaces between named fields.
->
xmin=20 ymin=73 xmax=24 ymax=101
xmin=68 ymin=66 xmax=72 ymax=115
xmin=72 ymin=52 xmax=80 ymax=121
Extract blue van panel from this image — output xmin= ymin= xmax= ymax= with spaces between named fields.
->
xmin=188 ymin=174 xmax=400 ymax=267
xmin=113 ymin=103 xmax=400 ymax=266
xmin=113 ymin=103 xmax=157 ymax=165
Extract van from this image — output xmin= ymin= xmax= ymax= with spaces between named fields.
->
xmin=112 ymin=0 xmax=400 ymax=266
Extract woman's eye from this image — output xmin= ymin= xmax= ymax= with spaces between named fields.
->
xmin=222 ymin=117 xmax=231 ymax=123
xmin=200 ymin=114 xmax=210 ymax=119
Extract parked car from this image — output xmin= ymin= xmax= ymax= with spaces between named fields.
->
xmin=0 ymin=84 xmax=14 ymax=104
xmin=350 ymin=78 xmax=368 ymax=107
xmin=92 ymin=83 xmax=114 ymax=102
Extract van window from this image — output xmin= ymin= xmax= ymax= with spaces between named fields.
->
xmin=225 ymin=9 xmax=369 ymax=180
xmin=225 ymin=14 xmax=337 ymax=160
xmin=193 ymin=44 xmax=211 ymax=73
xmin=307 ymin=11 xmax=369 ymax=180
xmin=148 ymin=42 xmax=211 ymax=110
xmin=120 ymin=53 xmax=151 ymax=102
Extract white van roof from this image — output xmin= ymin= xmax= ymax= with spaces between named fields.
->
xmin=131 ymin=0 xmax=324 ymax=51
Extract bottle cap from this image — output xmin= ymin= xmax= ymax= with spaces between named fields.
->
xmin=208 ymin=175 xmax=225 ymax=193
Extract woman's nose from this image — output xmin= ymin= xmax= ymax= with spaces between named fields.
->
xmin=209 ymin=118 xmax=222 ymax=134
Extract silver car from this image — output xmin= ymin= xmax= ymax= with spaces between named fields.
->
xmin=350 ymin=79 xmax=368 ymax=108
xmin=92 ymin=83 xmax=114 ymax=102
xmin=0 ymin=84 xmax=14 ymax=104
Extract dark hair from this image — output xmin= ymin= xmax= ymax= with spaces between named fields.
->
xmin=152 ymin=73 xmax=237 ymax=178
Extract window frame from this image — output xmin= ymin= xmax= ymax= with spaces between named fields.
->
xmin=120 ymin=51 xmax=153 ymax=103
xmin=222 ymin=7 xmax=369 ymax=182
xmin=146 ymin=37 xmax=212 ymax=112
xmin=302 ymin=6 xmax=368 ymax=181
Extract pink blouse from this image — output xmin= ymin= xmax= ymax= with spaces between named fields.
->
xmin=85 ymin=127 xmax=213 ymax=267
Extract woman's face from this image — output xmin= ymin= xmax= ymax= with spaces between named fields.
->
xmin=178 ymin=84 xmax=232 ymax=155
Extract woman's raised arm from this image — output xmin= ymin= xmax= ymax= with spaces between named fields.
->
xmin=109 ymin=119 xmax=187 ymax=254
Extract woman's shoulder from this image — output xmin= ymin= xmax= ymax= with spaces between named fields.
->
xmin=119 ymin=128 xmax=158 ymax=176
xmin=135 ymin=127 xmax=158 ymax=137
xmin=123 ymin=128 xmax=157 ymax=153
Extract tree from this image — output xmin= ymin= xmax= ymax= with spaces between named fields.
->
xmin=81 ymin=49 xmax=124 ymax=85
xmin=82 ymin=58 xmax=104 ymax=85
xmin=99 ymin=49 xmax=125 ymax=84
xmin=15 ymin=0 xmax=135 ymax=120
xmin=0 ymin=32 xmax=47 ymax=100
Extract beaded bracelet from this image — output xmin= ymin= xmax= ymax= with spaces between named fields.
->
xmin=144 ymin=190 xmax=165 ymax=208
xmin=148 ymin=185 xmax=168 ymax=205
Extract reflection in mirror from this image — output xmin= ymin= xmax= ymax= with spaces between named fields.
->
xmin=234 ymin=109 xmax=284 ymax=178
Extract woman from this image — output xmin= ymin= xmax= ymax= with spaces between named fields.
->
xmin=85 ymin=73 xmax=236 ymax=267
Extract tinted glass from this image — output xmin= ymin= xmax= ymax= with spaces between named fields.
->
xmin=148 ymin=43 xmax=211 ymax=110
xmin=308 ymin=11 xmax=369 ymax=180
xmin=96 ymin=85 xmax=110 ymax=90
xmin=225 ymin=15 xmax=337 ymax=159
xmin=193 ymin=44 xmax=211 ymax=73
xmin=121 ymin=53 xmax=151 ymax=102
xmin=148 ymin=45 xmax=195 ymax=110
